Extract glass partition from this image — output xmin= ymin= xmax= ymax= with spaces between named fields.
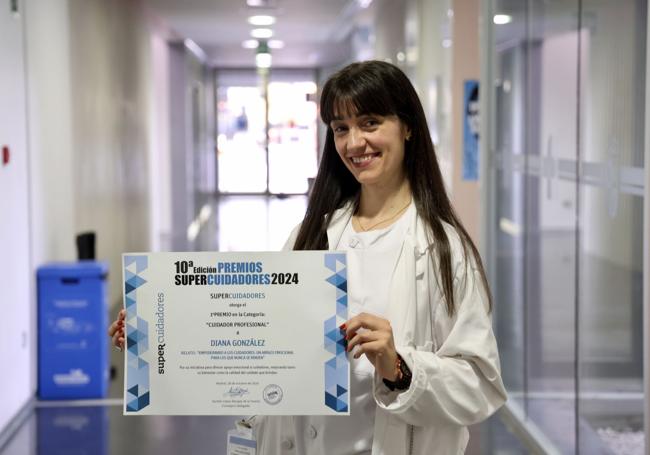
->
xmin=488 ymin=0 xmax=646 ymax=452
xmin=578 ymin=0 xmax=646 ymax=450
xmin=493 ymin=0 xmax=528 ymax=415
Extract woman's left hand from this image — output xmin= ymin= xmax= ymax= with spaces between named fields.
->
xmin=343 ymin=312 xmax=399 ymax=381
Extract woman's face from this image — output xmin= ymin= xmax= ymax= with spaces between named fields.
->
xmin=330 ymin=111 xmax=410 ymax=187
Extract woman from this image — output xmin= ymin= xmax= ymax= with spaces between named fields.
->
xmin=253 ymin=61 xmax=505 ymax=454
xmin=109 ymin=60 xmax=506 ymax=454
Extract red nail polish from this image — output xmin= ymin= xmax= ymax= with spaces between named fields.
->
xmin=339 ymin=323 xmax=346 ymax=330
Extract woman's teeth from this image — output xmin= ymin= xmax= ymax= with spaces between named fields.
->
xmin=351 ymin=153 xmax=379 ymax=164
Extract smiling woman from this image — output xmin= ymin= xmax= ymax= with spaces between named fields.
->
xmin=330 ymin=113 xmax=409 ymax=188
xmin=249 ymin=60 xmax=507 ymax=455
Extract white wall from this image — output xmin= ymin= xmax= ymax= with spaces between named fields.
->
xmin=409 ymin=0 xmax=454 ymax=192
xmin=0 ymin=0 xmax=34 ymax=434
xmin=450 ymin=0 xmax=480 ymax=243
xmin=0 ymin=2 xmax=176 ymax=437
xmin=26 ymin=0 xmax=159 ymax=307
xmin=26 ymin=0 xmax=77 ymax=266
xmin=372 ymin=0 xmax=406 ymax=63
xmin=149 ymin=32 xmax=173 ymax=252
xmin=169 ymin=44 xmax=215 ymax=251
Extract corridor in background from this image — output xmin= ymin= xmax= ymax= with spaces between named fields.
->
xmin=216 ymin=70 xmax=318 ymax=195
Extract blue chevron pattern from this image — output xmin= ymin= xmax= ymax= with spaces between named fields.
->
xmin=323 ymin=253 xmax=348 ymax=413
xmin=123 ymin=255 xmax=150 ymax=412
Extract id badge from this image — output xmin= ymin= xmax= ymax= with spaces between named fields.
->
xmin=227 ymin=420 xmax=257 ymax=455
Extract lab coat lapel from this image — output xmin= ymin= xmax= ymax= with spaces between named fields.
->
xmin=326 ymin=204 xmax=354 ymax=250
xmin=384 ymin=204 xmax=421 ymax=346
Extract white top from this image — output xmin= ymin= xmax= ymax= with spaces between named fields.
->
xmin=293 ymin=203 xmax=414 ymax=455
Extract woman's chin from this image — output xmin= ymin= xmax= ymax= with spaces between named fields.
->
xmin=354 ymin=173 xmax=380 ymax=186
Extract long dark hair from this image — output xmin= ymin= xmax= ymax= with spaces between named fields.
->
xmin=294 ymin=60 xmax=491 ymax=316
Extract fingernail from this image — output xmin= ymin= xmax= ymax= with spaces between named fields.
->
xmin=339 ymin=323 xmax=346 ymax=330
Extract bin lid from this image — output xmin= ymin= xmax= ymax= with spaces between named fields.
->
xmin=37 ymin=261 xmax=108 ymax=279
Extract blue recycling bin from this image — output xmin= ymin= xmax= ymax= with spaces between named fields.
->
xmin=37 ymin=262 xmax=109 ymax=399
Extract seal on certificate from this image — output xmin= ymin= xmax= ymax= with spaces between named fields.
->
xmin=263 ymin=384 xmax=283 ymax=405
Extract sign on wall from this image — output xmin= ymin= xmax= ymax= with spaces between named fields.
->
xmin=463 ymin=80 xmax=479 ymax=181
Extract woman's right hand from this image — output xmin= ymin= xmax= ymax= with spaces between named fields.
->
xmin=108 ymin=309 xmax=126 ymax=351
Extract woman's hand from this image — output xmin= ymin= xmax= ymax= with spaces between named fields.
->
xmin=343 ymin=312 xmax=399 ymax=381
xmin=108 ymin=309 xmax=126 ymax=351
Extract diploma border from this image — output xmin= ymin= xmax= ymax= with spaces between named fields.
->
xmin=123 ymin=255 xmax=150 ymax=412
xmin=323 ymin=253 xmax=349 ymax=413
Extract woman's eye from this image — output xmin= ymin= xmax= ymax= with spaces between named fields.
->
xmin=333 ymin=125 xmax=347 ymax=133
xmin=364 ymin=119 xmax=378 ymax=127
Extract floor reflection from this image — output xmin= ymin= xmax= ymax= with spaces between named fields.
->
xmin=37 ymin=406 xmax=108 ymax=455
xmin=0 ymin=403 xmax=529 ymax=455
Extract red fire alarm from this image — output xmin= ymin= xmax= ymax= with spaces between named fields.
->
xmin=2 ymin=146 xmax=9 ymax=166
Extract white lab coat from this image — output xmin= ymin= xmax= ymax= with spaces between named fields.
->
xmin=253 ymin=203 xmax=507 ymax=455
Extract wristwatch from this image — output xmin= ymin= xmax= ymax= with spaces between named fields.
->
xmin=382 ymin=354 xmax=412 ymax=391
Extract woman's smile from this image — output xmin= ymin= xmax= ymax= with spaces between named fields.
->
xmin=349 ymin=151 xmax=382 ymax=167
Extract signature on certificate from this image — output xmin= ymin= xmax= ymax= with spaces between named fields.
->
xmin=224 ymin=386 xmax=250 ymax=398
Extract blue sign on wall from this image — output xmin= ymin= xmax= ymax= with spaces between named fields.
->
xmin=463 ymin=80 xmax=479 ymax=181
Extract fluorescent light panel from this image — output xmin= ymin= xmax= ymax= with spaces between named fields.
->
xmin=242 ymin=39 xmax=259 ymax=49
xmin=268 ymin=39 xmax=284 ymax=49
xmin=493 ymin=14 xmax=512 ymax=25
xmin=248 ymin=15 xmax=275 ymax=26
xmin=251 ymin=28 xmax=273 ymax=39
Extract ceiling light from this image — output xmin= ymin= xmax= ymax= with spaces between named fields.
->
xmin=248 ymin=15 xmax=276 ymax=26
xmin=493 ymin=14 xmax=512 ymax=25
xmin=242 ymin=39 xmax=259 ymax=49
xmin=251 ymin=28 xmax=273 ymax=39
xmin=268 ymin=40 xmax=284 ymax=49
xmin=256 ymin=52 xmax=272 ymax=68
xmin=358 ymin=0 xmax=373 ymax=8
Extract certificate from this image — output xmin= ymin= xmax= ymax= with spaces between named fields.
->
xmin=121 ymin=251 xmax=349 ymax=416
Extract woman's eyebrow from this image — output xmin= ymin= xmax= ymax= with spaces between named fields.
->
xmin=330 ymin=111 xmax=374 ymax=122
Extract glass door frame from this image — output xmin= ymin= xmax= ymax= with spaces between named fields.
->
xmin=479 ymin=0 xmax=561 ymax=452
xmin=643 ymin=0 xmax=650 ymax=448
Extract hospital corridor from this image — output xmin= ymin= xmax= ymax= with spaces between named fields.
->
xmin=0 ymin=0 xmax=648 ymax=454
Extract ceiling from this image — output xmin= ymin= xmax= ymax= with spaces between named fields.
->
xmin=144 ymin=0 xmax=364 ymax=68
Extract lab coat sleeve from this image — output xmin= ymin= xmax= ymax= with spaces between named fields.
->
xmin=373 ymin=253 xmax=507 ymax=427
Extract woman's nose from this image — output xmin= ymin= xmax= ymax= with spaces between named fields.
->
xmin=348 ymin=128 xmax=366 ymax=150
